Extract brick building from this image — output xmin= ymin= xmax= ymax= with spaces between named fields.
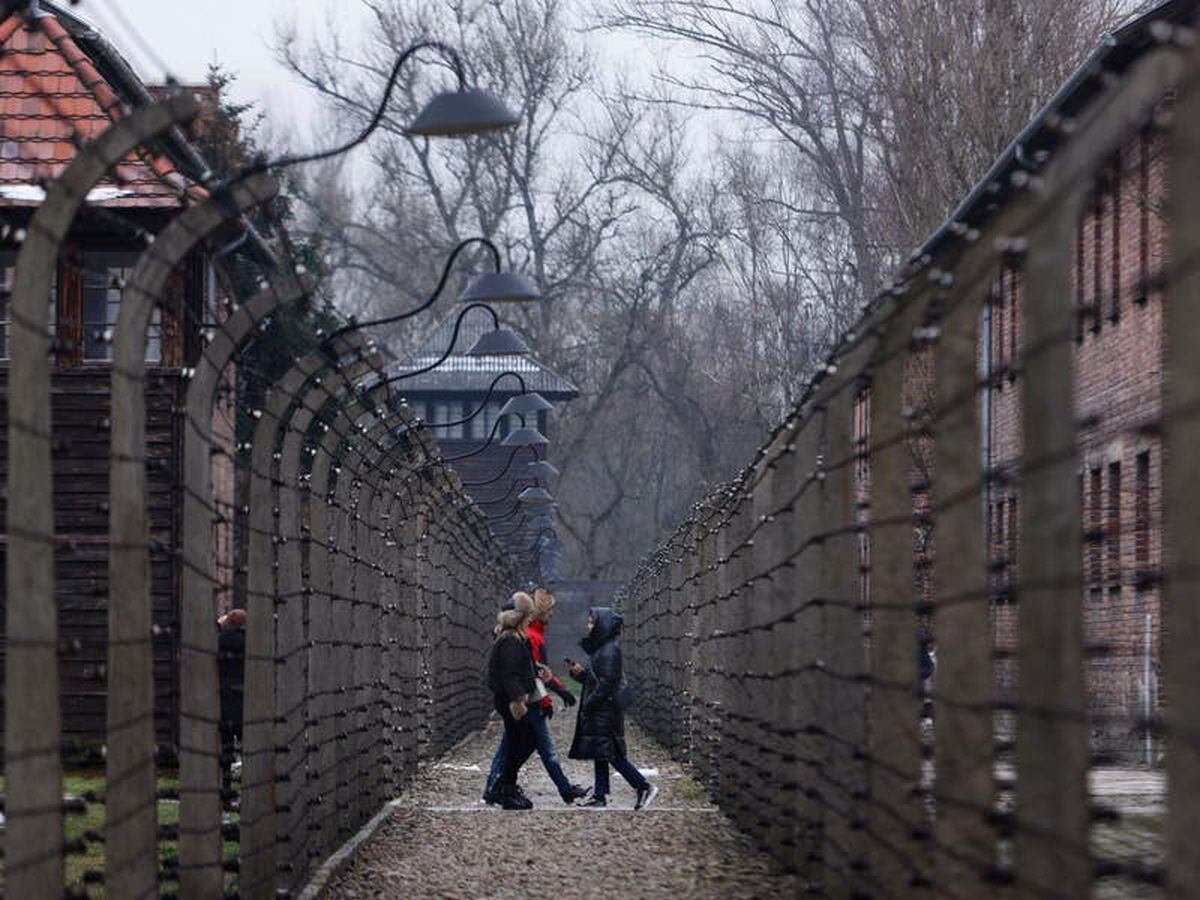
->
xmin=985 ymin=114 xmax=1170 ymax=761
xmin=850 ymin=0 xmax=1193 ymax=763
xmin=0 ymin=1 xmax=263 ymax=748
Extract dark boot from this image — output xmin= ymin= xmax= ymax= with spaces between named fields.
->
xmin=562 ymin=784 xmax=591 ymax=805
xmin=498 ymin=784 xmax=533 ymax=811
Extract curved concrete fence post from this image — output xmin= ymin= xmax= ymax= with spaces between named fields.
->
xmin=303 ymin=393 xmax=457 ymax=805
xmin=108 ymin=173 xmax=277 ymax=898
xmin=268 ymin=352 xmax=381 ymax=887
xmin=303 ymin=387 xmax=400 ymax=848
xmin=241 ymin=334 xmax=370 ymax=898
xmin=298 ymin=364 xmax=381 ymax=858
xmin=4 ymin=95 xmax=198 ymax=900
xmin=361 ymin=424 xmax=438 ymax=809
xmin=1165 ymin=38 xmax=1200 ymax=896
xmin=320 ymin=398 xmax=434 ymax=808
xmin=327 ymin=452 xmax=357 ymax=840
xmin=176 ymin=273 xmax=314 ymax=898
xmin=338 ymin=413 xmax=424 ymax=819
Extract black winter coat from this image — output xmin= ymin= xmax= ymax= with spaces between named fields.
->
xmin=488 ymin=632 xmax=536 ymax=703
xmin=568 ymin=607 xmax=627 ymax=761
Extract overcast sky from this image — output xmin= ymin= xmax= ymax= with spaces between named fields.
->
xmin=70 ymin=0 xmax=341 ymax=140
xmin=68 ymin=0 xmax=666 ymax=152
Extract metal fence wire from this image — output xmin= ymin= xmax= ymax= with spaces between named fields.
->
xmin=0 ymin=64 xmax=514 ymax=900
xmin=5 ymin=6 xmax=1200 ymax=900
xmin=620 ymin=22 xmax=1200 ymax=900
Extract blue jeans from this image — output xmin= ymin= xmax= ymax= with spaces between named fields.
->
xmin=594 ymin=752 xmax=648 ymax=800
xmin=486 ymin=706 xmax=574 ymax=799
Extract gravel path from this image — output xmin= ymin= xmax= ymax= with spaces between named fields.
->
xmin=322 ymin=706 xmax=799 ymax=899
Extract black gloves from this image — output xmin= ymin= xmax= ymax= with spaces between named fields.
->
xmin=544 ymin=705 xmax=555 ymax=720
xmin=549 ymin=686 xmax=576 ymax=710
xmin=552 ymin=684 xmax=577 ymax=707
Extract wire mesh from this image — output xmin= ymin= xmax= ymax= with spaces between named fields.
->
xmin=620 ymin=23 xmax=1200 ymax=900
xmin=0 ymin=15 xmax=517 ymax=898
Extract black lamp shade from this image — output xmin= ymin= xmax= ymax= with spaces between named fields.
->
xmin=406 ymin=88 xmax=519 ymax=137
xmin=459 ymin=271 xmax=542 ymax=303
xmin=525 ymin=460 xmax=560 ymax=480
xmin=467 ymin=327 xmax=531 ymax=356
xmin=502 ymin=426 xmax=549 ymax=447
xmin=519 ymin=486 xmax=555 ymax=505
xmin=499 ymin=392 xmax=553 ymax=417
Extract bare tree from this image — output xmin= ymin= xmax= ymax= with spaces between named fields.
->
xmin=601 ymin=0 xmax=887 ymax=301
xmin=855 ymin=0 xmax=1137 ymax=252
xmin=272 ymin=0 xmax=1145 ymax=578
xmin=279 ymin=0 xmax=729 ymax=577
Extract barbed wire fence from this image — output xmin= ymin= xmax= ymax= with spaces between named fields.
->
xmin=621 ymin=22 xmax=1200 ymax=900
xmin=0 ymin=31 xmax=516 ymax=900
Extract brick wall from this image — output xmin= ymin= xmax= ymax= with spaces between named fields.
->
xmin=849 ymin=120 xmax=1171 ymax=765
xmin=986 ymin=121 xmax=1169 ymax=764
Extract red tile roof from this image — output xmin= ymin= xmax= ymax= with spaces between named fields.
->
xmin=0 ymin=10 xmax=195 ymax=208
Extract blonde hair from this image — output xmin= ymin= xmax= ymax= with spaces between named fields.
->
xmin=533 ymin=587 xmax=555 ymax=621
xmin=494 ymin=591 xmax=535 ymax=638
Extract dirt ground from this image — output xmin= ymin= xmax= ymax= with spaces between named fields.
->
xmin=321 ymin=706 xmax=800 ymax=899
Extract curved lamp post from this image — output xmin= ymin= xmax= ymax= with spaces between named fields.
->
xmin=442 ymin=413 xmax=548 ymax=463
xmin=236 ymin=41 xmax=520 ymax=182
xmin=461 ymin=444 xmax=542 ymax=487
xmin=325 ymin=236 xmax=540 ymax=347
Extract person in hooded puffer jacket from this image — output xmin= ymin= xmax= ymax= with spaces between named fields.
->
xmin=568 ymin=607 xmax=658 ymax=810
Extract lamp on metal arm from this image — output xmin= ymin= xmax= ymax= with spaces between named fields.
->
xmin=418 ymin=371 xmax=553 ymax=436
xmin=322 ymin=237 xmax=540 ymax=349
xmin=233 ymin=41 xmax=519 ymax=185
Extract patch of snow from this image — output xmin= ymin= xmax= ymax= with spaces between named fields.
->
xmin=0 ymin=184 xmax=133 ymax=202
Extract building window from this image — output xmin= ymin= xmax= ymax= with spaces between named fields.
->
xmin=1088 ymin=467 xmax=1103 ymax=586
xmin=477 ymin=399 xmax=501 ymax=441
xmin=1107 ymin=461 xmax=1121 ymax=588
xmin=431 ymin=400 xmax=464 ymax=439
xmin=1110 ymin=156 xmax=1122 ymax=323
xmin=1137 ymin=128 xmax=1151 ymax=305
xmin=0 ymin=256 xmax=12 ymax=359
xmin=1135 ymin=451 xmax=1151 ymax=576
xmin=81 ymin=252 xmax=160 ymax=363
xmin=993 ymin=271 xmax=1003 ymax=384
xmin=1091 ymin=193 xmax=1103 ymax=334
xmin=0 ymin=251 xmax=56 ymax=360
xmin=991 ymin=277 xmax=1004 ymax=384
xmin=1074 ymin=226 xmax=1086 ymax=342
xmin=1008 ymin=270 xmax=1017 ymax=374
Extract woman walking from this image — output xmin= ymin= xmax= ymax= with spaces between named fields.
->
xmin=484 ymin=587 xmax=589 ymax=806
xmin=486 ymin=592 xmax=538 ymax=810
xmin=568 ymin=607 xmax=658 ymax=810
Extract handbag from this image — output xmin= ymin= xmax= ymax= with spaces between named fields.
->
xmin=616 ymin=681 xmax=636 ymax=711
